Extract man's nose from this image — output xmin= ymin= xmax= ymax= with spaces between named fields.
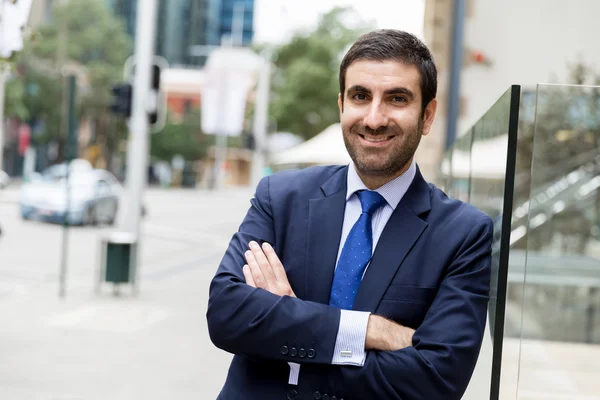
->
xmin=363 ymin=102 xmax=389 ymax=131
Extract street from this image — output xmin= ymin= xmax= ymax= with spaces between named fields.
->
xmin=0 ymin=185 xmax=253 ymax=399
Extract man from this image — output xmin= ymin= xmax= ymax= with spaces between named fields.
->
xmin=207 ymin=29 xmax=493 ymax=400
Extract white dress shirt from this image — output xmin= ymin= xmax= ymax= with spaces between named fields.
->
xmin=288 ymin=160 xmax=417 ymax=385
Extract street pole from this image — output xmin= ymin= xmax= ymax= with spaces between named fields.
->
xmin=0 ymin=0 xmax=7 ymax=172
xmin=445 ymin=0 xmax=466 ymax=150
xmin=211 ymin=64 xmax=226 ymax=190
xmin=232 ymin=1 xmax=245 ymax=46
xmin=124 ymin=0 xmax=157 ymax=277
xmin=210 ymin=2 xmax=245 ymax=189
xmin=251 ymin=54 xmax=271 ymax=187
xmin=59 ymin=74 xmax=77 ymax=298
xmin=0 ymin=68 xmax=7 ymax=172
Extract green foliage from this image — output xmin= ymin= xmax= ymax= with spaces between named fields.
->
xmin=4 ymin=75 xmax=28 ymax=120
xmin=521 ymin=61 xmax=600 ymax=183
xmin=268 ymin=7 xmax=373 ymax=140
xmin=151 ymin=108 xmax=208 ymax=162
xmin=151 ymin=107 xmax=248 ymax=162
xmin=16 ymin=0 xmax=131 ymax=151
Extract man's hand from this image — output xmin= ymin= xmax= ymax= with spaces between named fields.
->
xmin=243 ymin=241 xmax=296 ymax=298
xmin=365 ymin=315 xmax=415 ymax=351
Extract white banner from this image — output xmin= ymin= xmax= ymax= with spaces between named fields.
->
xmin=200 ymin=47 xmax=263 ymax=137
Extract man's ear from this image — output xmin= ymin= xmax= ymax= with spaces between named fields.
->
xmin=338 ymin=93 xmax=343 ymax=113
xmin=421 ymin=99 xmax=438 ymax=136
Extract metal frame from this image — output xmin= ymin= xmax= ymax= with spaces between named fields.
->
xmin=489 ymin=85 xmax=521 ymax=400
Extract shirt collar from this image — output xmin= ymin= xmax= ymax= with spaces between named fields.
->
xmin=346 ymin=160 xmax=417 ymax=210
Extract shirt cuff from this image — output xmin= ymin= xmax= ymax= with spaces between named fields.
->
xmin=288 ymin=362 xmax=300 ymax=385
xmin=331 ymin=309 xmax=371 ymax=366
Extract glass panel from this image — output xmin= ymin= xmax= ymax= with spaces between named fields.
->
xmin=517 ymin=83 xmax=600 ymax=398
xmin=441 ymin=127 xmax=473 ymax=202
xmin=459 ymin=86 xmax=525 ymax=400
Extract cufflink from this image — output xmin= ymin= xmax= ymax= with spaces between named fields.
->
xmin=340 ymin=350 xmax=352 ymax=357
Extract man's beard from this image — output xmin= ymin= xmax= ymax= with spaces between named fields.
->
xmin=342 ymin=119 xmax=423 ymax=178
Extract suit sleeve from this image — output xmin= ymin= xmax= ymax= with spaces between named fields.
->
xmin=206 ymin=176 xmax=342 ymax=364
xmin=307 ymin=216 xmax=494 ymax=400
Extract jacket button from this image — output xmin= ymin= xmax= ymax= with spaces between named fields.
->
xmin=290 ymin=347 xmax=298 ymax=357
xmin=322 ymin=395 xmax=330 ymax=400
xmin=307 ymin=348 xmax=316 ymax=358
xmin=281 ymin=346 xmax=289 ymax=355
xmin=331 ymin=397 xmax=337 ymax=400
xmin=313 ymin=391 xmax=321 ymax=399
xmin=287 ymin=389 xmax=298 ymax=400
xmin=299 ymin=348 xmax=307 ymax=358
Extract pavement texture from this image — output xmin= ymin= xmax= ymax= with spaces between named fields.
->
xmin=0 ymin=185 xmax=247 ymax=400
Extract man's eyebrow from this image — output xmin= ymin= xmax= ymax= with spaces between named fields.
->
xmin=346 ymin=85 xmax=371 ymax=94
xmin=346 ymin=85 xmax=415 ymax=100
xmin=384 ymin=87 xmax=415 ymax=99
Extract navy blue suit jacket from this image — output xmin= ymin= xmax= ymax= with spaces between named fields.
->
xmin=207 ymin=165 xmax=493 ymax=400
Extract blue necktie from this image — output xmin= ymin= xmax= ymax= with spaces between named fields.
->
xmin=329 ymin=190 xmax=387 ymax=310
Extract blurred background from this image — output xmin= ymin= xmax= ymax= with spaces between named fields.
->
xmin=1 ymin=0 xmax=600 ymax=399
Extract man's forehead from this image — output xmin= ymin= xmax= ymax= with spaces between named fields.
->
xmin=345 ymin=60 xmax=421 ymax=94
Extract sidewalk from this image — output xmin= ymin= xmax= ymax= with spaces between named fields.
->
xmin=0 ymin=250 xmax=232 ymax=400
xmin=0 ymin=186 xmax=254 ymax=400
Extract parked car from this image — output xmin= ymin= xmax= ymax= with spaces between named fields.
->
xmin=19 ymin=160 xmax=122 ymax=226
xmin=0 ymin=169 xmax=9 ymax=189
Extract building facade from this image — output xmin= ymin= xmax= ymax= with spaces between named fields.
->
xmin=423 ymin=1 xmax=600 ymax=399
xmin=218 ymin=0 xmax=254 ymax=46
xmin=105 ymin=0 xmax=254 ymax=67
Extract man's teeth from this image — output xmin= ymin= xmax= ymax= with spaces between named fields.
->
xmin=363 ymin=136 xmax=390 ymax=142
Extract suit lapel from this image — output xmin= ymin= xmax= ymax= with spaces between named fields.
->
xmin=305 ymin=167 xmax=348 ymax=304
xmin=353 ymin=169 xmax=432 ymax=312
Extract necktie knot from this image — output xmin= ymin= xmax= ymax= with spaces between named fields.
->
xmin=356 ymin=190 xmax=386 ymax=216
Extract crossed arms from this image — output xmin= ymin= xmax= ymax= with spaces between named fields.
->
xmin=242 ymin=240 xmax=415 ymax=352
xmin=207 ymin=177 xmax=494 ymax=399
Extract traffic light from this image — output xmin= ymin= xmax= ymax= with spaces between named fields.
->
xmin=244 ymin=132 xmax=256 ymax=150
xmin=110 ymin=83 xmax=133 ymax=118
xmin=149 ymin=64 xmax=161 ymax=124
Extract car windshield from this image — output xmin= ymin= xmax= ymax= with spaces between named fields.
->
xmin=39 ymin=163 xmax=97 ymax=186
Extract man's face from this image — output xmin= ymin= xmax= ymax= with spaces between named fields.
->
xmin=338 ymin=60 xmax=437 ymax=179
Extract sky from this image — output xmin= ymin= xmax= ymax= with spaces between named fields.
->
xmin=0 ymin=0 xmax=32 ymax=58
xmin=253 ymin=0 xmax=425 ymax=45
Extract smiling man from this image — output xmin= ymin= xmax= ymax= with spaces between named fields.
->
xmin=207 ymin=30 xmax=493 ymax=400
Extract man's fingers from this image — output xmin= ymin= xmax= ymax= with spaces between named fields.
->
xmin=262 ymin=242 xmax=288 ymax=283
xmin=245 ymin=250 xmax=268 ymax=290
xmin=249 ymin=241 xmax=277 ymax=284
xmin=262 ymin=242 xmax=296 ymax=297
xmin=243 ymin=264 xmax=256 ymax=287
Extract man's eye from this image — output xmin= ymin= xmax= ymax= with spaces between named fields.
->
xmin=353 ymin=93 xmax=367 ymax=101
xmin=392 ymin=96 xmax=407 ymax=103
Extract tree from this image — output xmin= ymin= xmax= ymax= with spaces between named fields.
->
xmin=267 ymin=7 xmax=373 ymax=140
xmin=151 ymin=108 xmax=208 ymax=162
xmin=514 ymin=60 xmax=600 ymax=252
xmin=16 ymin=0 xmax=130 ymax=167
xmin=4 ymin=75 xmax=28 ymax=120
xmin=151 ymin=107 xmax=248 ymax=163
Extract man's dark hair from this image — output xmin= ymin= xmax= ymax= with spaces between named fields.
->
xmin=339 ymin=29 xmax=437 ymax=113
